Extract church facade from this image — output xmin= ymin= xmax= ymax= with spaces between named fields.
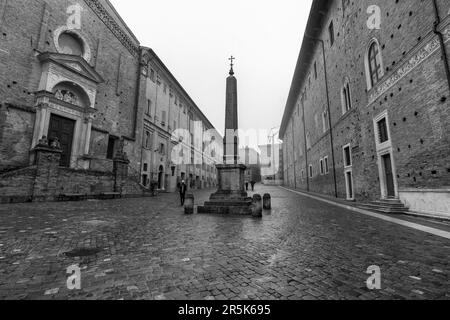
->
xmin=280 ymin=0 xmax=450 ymax=217
xmin=0 ymin=0 xmax=220 ymax=201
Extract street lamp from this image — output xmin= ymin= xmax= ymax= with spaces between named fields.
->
xmin=268 ymin=127 xmax=280 ymax=183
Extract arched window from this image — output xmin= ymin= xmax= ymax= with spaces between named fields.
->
xmin=58 ymin=32 xmax=84 ymax=56
xmin=341 ymin=80 xmax=352 ymax=114
xmin=368 ymin=41 xmax=383 ymax=87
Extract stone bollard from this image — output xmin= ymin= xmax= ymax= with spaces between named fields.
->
xmin=184 ymin=194 xmax=195 ymax=215
xmin=263 ymin=194 xmax=272 ymax=210
xmin=252 ymin=194 xmax=263 ymax=217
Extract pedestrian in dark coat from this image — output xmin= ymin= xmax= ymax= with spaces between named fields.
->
xmin=179 ymin=180 xmax=187 ymax=206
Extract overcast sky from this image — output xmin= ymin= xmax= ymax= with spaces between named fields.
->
xmin=110 ymin=0 xmax=312 ymax=147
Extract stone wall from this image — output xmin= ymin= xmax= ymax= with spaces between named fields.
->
xmin=0 ymin=142 xmax=151 ymax=204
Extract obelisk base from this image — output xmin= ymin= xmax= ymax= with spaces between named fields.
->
xmin=198 ymin=164 xmax=253 ymax=215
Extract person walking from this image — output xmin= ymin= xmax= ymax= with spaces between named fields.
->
xmin=179 ymin=180 xmax=187 ymax=206
xmin=251 ymin=180 xmax=256 ymax=191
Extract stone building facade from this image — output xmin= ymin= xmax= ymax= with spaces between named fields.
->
xmin=239 ymin=146 xmax=261 ymax=184
xmin=259 ymin=143 xmax=284 ymax=185
xmin=139 ymin=48 xmax=222 ymax=193
xmin=280 ymin=0 xmax=450 ymax=217
xmin=0 ymin=0 xmax=220 ymax=202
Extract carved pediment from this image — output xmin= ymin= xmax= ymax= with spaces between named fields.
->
xmin=38 ymin=52 xmax=104 ymax=84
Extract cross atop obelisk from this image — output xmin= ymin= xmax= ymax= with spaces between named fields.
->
xmin=229 ymin=55 xmax=235 ymax=76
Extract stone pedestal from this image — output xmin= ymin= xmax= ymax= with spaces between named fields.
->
xmin=198 ymin=164 xmax=253 ymax=215
xmin=31 ymin=142 xmax=63 ymax=202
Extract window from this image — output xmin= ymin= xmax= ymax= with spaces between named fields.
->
xmin=143 ymin=163 xmax=148 ymax=172
xmin=146 ymin=99 xmax=152 ymax=116
xmin=306 ymin=132 xmax=311 ymax=150
xmin=314 ymin=62 xmax=317 ymax=79
xmin=149 ymin=69 xmax=156 ymax=82
xmin=160 ymin=143 xmax=165 ymax=155
xmin=343 ymin=145 xmax=352 ymax=167
xmin=58 ymin=32 xmax=84 ymax=56
xmin=143 ymin=131 xmax=153 ymax=150
xmin=329 ymin=21 xmax=335 ymax=46
xmin=106 ymin=136 xmax=117 ymax=160
xmin=377 ymin=118 xmax=389 ymax=143
xmin=320 ymin=159 xmax=324 ymax=175
xmin=161 ymin=111 xmax=166 ymax=126
xmin=309 ymin=164 xmax=313 ymax=178
xmin=368 ymin=41 xmax=383 ymax=87
xmin=322 ymin=109 xmax=328 ymax=134
xmin=324 ymin=156 xmax=329 ymax=174
xmin=342 ymin=82 xmax=352 ymax=114
xmin=163 ymin=84 xmax=167 ymax=94
xmin=142 ymin=174 xmax=148 ymax=187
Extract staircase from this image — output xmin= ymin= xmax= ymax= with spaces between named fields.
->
xmin=357 ymin=199 xmax=409 ymax=214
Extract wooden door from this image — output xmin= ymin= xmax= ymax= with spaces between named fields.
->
xmin=383 ymin=154 xmax=395 ymax=198
xmin=48 ymin=114 xmax=75 ymax=167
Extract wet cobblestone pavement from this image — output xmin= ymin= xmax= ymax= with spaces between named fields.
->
xmin=0 ymin=185 xmax=449 ymax=300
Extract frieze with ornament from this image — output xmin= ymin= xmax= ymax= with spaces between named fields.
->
xmin=49 ymin=102 xmax=83 ymax=117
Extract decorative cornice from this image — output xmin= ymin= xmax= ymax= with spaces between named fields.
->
xmin=368 ymin=26 xmax=450 ymax=104
xmin=83 ymin=0 xmax=140 ymax=58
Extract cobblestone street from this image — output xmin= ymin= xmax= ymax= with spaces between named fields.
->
xmin=0 ymin=185 xmax=449 ymax=300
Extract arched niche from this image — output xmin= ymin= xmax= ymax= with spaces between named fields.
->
xmin=52 ymin=81 xmax=91 ymax=109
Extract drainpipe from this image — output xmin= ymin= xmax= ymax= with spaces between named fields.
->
xmin=301 ymin=100 xmax=310 ymax=192
xmin=432 ymin=0 xmax=450 ymax=92
xmin=306 ymin=35 xmax=338 ymax=198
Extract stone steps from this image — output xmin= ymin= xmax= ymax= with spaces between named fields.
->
xmin=357 ymin=199 xmax=409 ymax=214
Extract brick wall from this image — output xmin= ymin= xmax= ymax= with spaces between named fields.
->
xmin=281 ymin=0 xmax=450 ymax=202
xmin=0 ymin=0 xmax=142 ymax=169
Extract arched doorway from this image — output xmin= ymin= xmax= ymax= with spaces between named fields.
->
xmin=158 ymin=165 xmax=164 ymax=190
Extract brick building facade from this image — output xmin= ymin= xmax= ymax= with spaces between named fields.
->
xmin=280 ymin=0 xmax=450 ymax=217
xmin=0 ymin=0 xmax=220 ymax=202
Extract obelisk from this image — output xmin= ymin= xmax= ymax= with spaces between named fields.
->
xmin=223 ymin=56 xmax=239 ymax=165
xmin=198 ymin=57 xmax=253 ymax=215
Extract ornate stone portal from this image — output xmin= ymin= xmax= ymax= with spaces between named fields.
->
xmin=198 ymin=57 xmax=253 ymax=215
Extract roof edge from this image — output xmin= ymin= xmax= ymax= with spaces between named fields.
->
xmin=279 ymin=0 xmax=332 ymax=138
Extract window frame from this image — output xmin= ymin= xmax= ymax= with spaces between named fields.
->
xmin=343 ymin=144 xmax=352 ymax=168
xmin=365 ymin=39 xmax=384 ymax=90
xmin=329 ymin=21 xmax=335 ymax=46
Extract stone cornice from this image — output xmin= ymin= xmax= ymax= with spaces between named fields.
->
xmin=83 ymin=0 xmax=140 ymax=58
